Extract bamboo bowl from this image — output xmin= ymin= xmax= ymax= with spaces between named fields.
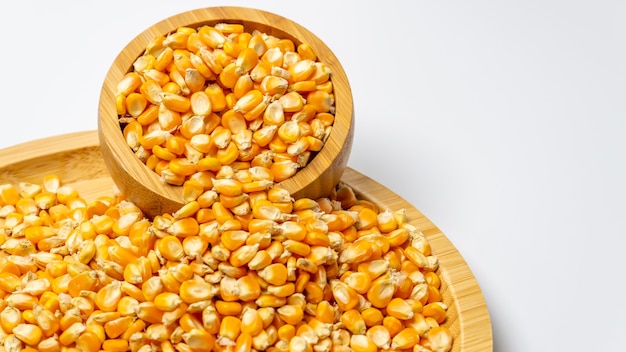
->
xmin=98 ymin=6 xmax=354 ymax=218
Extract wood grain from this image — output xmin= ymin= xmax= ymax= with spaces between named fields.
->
xmin=99 ymin=6 xmax=354 ymax=219
xmin=0 ymin=131 xmax=492 ymax=351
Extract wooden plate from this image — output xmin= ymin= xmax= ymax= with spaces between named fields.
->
xmin=0 ymin=131 xmax=493 ymax=351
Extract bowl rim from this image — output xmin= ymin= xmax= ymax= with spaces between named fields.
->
xmin=98 ymin=6 xmax=354 ymax=215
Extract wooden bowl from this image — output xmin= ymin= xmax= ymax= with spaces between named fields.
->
xmin=98 ymin=6 xmax=354 ymax=218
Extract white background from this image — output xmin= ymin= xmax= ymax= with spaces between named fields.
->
xmin=1 ymin=1 xmax=625 ymax=351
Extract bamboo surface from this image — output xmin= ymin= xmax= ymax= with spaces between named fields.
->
xmin=99 ymin=6 xmax=354 ymax=219
xmin=0 ymin=131 xmax=493 ymax=351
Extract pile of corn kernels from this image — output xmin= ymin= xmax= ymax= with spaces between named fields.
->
xmin=116 ymin=23 xmax=336 ymax=186
xmin=0 ymin=172 xmax=452 ymax=352
xmin=0 ymin=22 xmax=453 ymax=352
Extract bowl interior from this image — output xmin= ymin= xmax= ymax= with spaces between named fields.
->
xmin=98 ymin=6 xmax=354 ymax=217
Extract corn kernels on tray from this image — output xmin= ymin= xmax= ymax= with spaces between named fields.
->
xmin=0 ymin=177 xmax=451 ymax=351
xmin=0 ymin=133 xmax=489 ymax=350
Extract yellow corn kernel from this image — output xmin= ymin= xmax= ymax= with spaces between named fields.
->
xmin=162 ymin=301 xmax=188 ymax=326
xmin=309 ymin=301 xmax=333 ymax=326
xmin=66 ymin=271 xmax=97 ymax=298
xmin=274 ymin=304 xmax=303 ymax=326
xmin=235 ymin=48 xmax=259 ymax=75
xmin=272 ymin=37 xmax=293 ymax=52
xmin=215 ymin=22 xmax=244 ymax=34
xmin=246 ymin=33 xmax=267 ymax=55
xmin=232 ymin=332 xmax=252 ymax=352
xmin=254 ymin=294 xmax=286 ymax=309
xmin=125 ymin=92 xmax=148 ymax=117
xmin=151 ymin=292 xmax=182 ymax=312
xmin=181 ymin=328 xmax=215 ymax=351
xmin=390 ymin=327 xmax=420 ymax=350
xmin=289 ymin=80 xmax=317 ymax=93
xmin=288 ymin=335 xmax=309 ymax=352
xmin=423 ymin=271 xmax=442 ymax=290
xmin=355 ymin=260 xmax=387 ymax=282
xmin=101 ymin=338 xmax=129 ymax=352
xmin=288 ymin=59 xmax=315 ymax=82
xmin=202 ymin=84 xmax=225 ymax=113
xmin=74 ymin=330 xmax=102 ymax=352
xmin=139 ymin=79 xmax=163 ymax=106
xmin=38 ymin=337 xmax=62 ymax=352
xmin=116 ymin=72 xmax=142 ymax=96
xmin=219 ymin=229 xmax=248 ymax=252
xmin=31 ymin=305 xmax=59 ymax=338
xmin=239 ymin=307 xmax=263 ymax=336
xmin=259 ymin=46 xmax=282 ymax=67
xmin=270 ymin=160 xmax=299 ymax=182
xmin=219 ymin=315 xmax=241 ymax=342
xmin=226 ymin=242 xmax=256 ymax=267
xmin=166 ymin=158 xmax=197 ymax=177
xmin=386 ymin=297 xmax=415 ymax=320
xmin=1 ymin=306 xmax=24 ymax=333
xmin=297 ymin=43 xmax=317 ymax=61
xmin=299 ymin=279 xmax=324 ymax=303
xmin=59 ymin=321 xmax=86 ymax=346
xmin=164 ymin=32 xmax=190 ymax=50
xmin=257 ymin=263 xmax=288 ymax=286
xmin=232 ymin=89 xmax=262 ymax=114
xmin=215 ymin=141 xmax=238 ymax=166
xmin=245 ymin=59 xmax=269 ymax=83
xmin=156 ymin=235 xmax=185 ymax=262
xmin=213 ymin=299 xmax=241 ymax=317
xmin=422 ymin=326 xmax=453 ymax=352
xmin=294 ymin=323 xmax=318 ymax=345
xmin=340 ymin=309 xmax=366 ymax=335
xmin=140 ymin=274 xmax=163 ymax=302
xmin=260 ymin=75 xmax=289 ymax=96
xmin=94 ymin=281 xmax=123 ymax=312
xmin=178 ymin=279 xmax=216 ymax=305
xmin=365 ymin=275 xmax=396 ymax=309
xmin=190 ymin=57 xmax=216 ymax=86
xmin=135 ymin=301 xmax=164 ymax=325
xmin=306 ymin=90 xmax=334 ymax=113
xmin=123 ymin=257 xmax=152 ymax=285
xmin=329 ymin=279 xmax=359 ymax=311
xmin=0 ymin=272 xmax=21 ymax=293
xmin=160 ymin=92 xmax=190 ymax=113
xmin=278 ymin=91 xmax=304 ymax=113
xmin=103 ymin=316 xmax=133 ymax=340
xmin=217 ymin=62 xmax=241 ymax=89
xmin=352 ymin=307 xmax=384 ymax=327
xmin=277 ymin=324 xmax=296 ymax=343
xmin=113 ymin=295 xmax=139 ymax=317
xmin=339 ymin=240 xmax=373 ymax=265
xmin=210 ymin=179 xmax=243 ymax=199
xmin=382 ymin=316 xmax=404 ymax=339
xmin=6 ymin=292 xmax=38 ymax=311
xmin=167 ymin=263 xmax=192 ymax=284
xmin=350 ymin=334 xmax=377 ymax=352
xmin=422 ymin=301 xmax=448 ymax=324
xmin=115 ymin=94 xmax=126 ymax=115
xmin=427 ymin=284 xmax=443 ymax=304
xmin=198 ymin=25 xmax=226 ymax=49
xmin=167 ymin=217 xmax=199 ymax=237
xmin=340 ymin=271 xmax=370 ymax=295
xmin=58 ymin=307 xmax=82 ymax=331
xmin=184 ymin=67 xmax=205 ymax=93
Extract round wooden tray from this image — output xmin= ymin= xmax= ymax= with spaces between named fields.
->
xmin=0 ymin=131 xmax=492 ymax=351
